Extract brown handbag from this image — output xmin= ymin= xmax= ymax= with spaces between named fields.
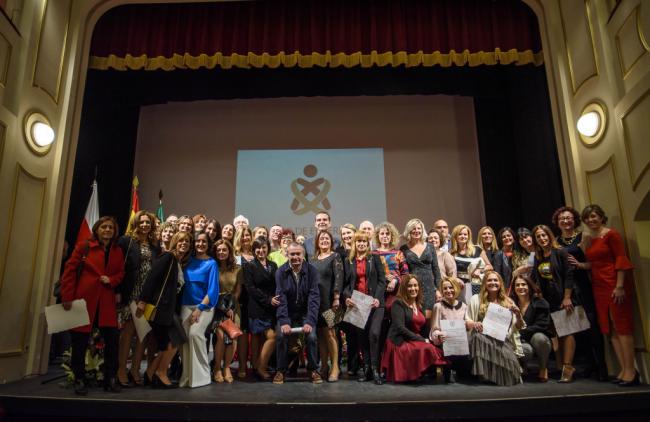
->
xmin=219 ymin=318 xmax=243 ymax=339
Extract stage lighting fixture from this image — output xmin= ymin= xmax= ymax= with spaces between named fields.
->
xmin=576 ymin=102 xmax=606 ymax=146
xmin=23 ymin=111 xmax=55 ymax=155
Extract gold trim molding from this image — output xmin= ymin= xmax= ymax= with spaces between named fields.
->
xmin=615 ymin=5 xmax=648 ymax=80
xmin=559 ymin=0 xmax=599 ymax=96
xmin=0 ymin=164 xmax=47 ymax=357
xmin=620 ymin=87 xmax=650 ymax=191
xmin=31 ymin=0 xmax=72 ymax=105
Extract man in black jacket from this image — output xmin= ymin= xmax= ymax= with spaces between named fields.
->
xmin=273 ymin=243 xmax=322 ymax=384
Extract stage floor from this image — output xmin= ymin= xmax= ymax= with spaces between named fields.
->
xmin=1 ymin=368 xmax=649 ymax=421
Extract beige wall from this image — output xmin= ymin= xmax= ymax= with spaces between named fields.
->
xmin=134 ymin=95 xmax=484 ymax=235
xmin=527 ymin=0 xmax=650 ymax=378
xmin=0 ymin=0 xmax=649 ymax=382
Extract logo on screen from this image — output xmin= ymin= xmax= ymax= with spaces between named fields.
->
xmin=290 ymin=164 xmax=331 ymax=215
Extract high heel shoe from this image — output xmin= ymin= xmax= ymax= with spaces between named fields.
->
xmin=213 ymin=370 xmax=224 ymax=383
xmin=116 ymin=372 xmax=131 ymax=388
xmin=558 ymin=364 xmax=575 ymax=383
xmin=255 ymin=369 xmax=272 ymax=381
xmin=372 ymin=367 xmax=384 ymax=385
xmin=152 ymin=373 xmax=179 ymax=389
xmin=223 ymin=368 xmax=234 ymax=383
xmin=618 ymin=371 xmax=640 ymax=387
xmin=143 ymin=372 xmax=153 ymax=387
xmin=327 ymin=367 xmax=340 ymax=383
xmin=128 ymin=371 xmax=143 ymax=387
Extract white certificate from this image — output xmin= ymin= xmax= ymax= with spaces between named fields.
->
xmin=440 ymin=319 xmax=469 ymax=356
xmin=129 ymin=301 xmax=152 ymax=342
xmin=343 ymin=290 xmax=374 ymax=329
xmin=482 ymin=303 xmax=512 ymax=342
xmin=44 ymin=299 xmax=90 ymax=334
xmin=551 ymin=306 xmax=591 ymax=338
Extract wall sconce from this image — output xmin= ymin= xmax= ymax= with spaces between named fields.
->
xmin=24 ymin=112 xmax=55 ymax=155
xmin=576 ymin=102 xmax=606 ymax=147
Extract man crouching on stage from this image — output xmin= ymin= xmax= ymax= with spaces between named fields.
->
xmin=273 ymin=243 xmax=322 ymax=384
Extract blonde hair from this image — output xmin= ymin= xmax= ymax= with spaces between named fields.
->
xmin=233 ymin=226 xmax=253 ymax=255
xmin=349 ymin=231 xmax=370 ymax=262
xmin=438 ymin=276 xmax=463 ymax=300
xmin=374 ymin=222 xmax=400 ymax=249
xmin=450 ymin=224 xmax=476 ymax=256
xmin=403 ymin=218 xmax=426 ymax=243
xmin=478 ymin=270 xmax=510 ymax=320
xmin=477 ymin=226 xmax=498 ymax=252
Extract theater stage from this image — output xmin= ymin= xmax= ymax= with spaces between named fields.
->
xmin=1 ymin=368 xmax=649 ymax=421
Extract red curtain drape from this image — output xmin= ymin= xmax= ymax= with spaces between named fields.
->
xmin=90 ymin=0 xmax=543 ymax=70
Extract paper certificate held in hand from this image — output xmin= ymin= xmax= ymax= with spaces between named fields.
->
xmin=482 ymin=303 xmax=512 ymax=342
xmin=551 ymin=306 xmax=591 ymax=338
xmin=44 ymin=299 xmax=90 ymax=334
xmin=130 ymin=301 xmax=152 ymax=342
xmin=440 ymin=319 xmax=469 ymax=356
xmin=343 ymin=290 xmax=374 ymax=329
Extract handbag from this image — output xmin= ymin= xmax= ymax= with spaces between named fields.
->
xmin=321 ymin=308 xmax=344 ymax=328
xmin=144 ymin=260 xmax=174 ymax=322
xmin=219 ymin=318 xmax=243 ymax=339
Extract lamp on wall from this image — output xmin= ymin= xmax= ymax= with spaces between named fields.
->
xmin=576 ymin=102 xmax=606 ymax=147
xmin=24 ymin=112 xmax=55 ymax=155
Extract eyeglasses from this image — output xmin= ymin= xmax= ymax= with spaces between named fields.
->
xmin=558 ymin=216 xmax=574 ymax=221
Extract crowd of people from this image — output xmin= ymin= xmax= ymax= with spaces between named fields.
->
xmin=58 ymin=204 xmax=640 ymax=395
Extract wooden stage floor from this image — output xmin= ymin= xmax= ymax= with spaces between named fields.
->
xmin=1 ymin=368 xmax=649 ymax=421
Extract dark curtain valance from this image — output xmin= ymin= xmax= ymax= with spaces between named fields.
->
xmin=90 ymin=0 xmax=543 ymax=70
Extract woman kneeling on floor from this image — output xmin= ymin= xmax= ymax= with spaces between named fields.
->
xmin=381 ymin=275 xmax=448 ymax=383
xmin=466 ymin=270 xmax=525 ymax=386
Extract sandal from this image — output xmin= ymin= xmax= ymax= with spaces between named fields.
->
xmin=558 ymin=364 xmax=575 ymax=383
xmin=213 ymin=370 xmax=224 ymax=383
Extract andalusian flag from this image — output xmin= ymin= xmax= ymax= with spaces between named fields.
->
xmin=127 ymin=176 xmax=140 ymax=230
xmin=156 ymin=189 xmax=164 ymax=222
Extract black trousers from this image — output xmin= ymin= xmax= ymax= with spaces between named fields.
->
xmin=70 ymin=327 xmax=119 ymax=382
xmin=356 ymin=307 xmax=384 ymax=369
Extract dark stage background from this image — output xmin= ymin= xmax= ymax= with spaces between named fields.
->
xmin=67 ymin=64 xmax=563 ymax=245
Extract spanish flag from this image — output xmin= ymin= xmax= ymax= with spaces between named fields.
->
xmin=127 ymin=176 xmax=140 ymax=230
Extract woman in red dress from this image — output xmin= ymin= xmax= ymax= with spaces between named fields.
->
xmin=381 ymin=275 xmax=448 ymax=383
xmin=580 ymin=204 xmax=638 ymax=386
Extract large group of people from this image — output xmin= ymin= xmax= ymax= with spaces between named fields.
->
xmin=58 ymin=204 xmax=640 ymax=396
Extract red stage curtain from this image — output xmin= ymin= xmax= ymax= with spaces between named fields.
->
xmin=90 ymin=0 xmax=543 ymax=71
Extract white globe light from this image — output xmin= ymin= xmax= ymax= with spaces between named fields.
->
xmin=32 ymin=121 xmax=55 ymax=146
xmin=576 ymin=111 xmax=600 ymax=137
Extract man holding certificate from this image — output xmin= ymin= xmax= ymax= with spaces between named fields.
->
xmin=466 ymin=271 xmax=524 ymax=386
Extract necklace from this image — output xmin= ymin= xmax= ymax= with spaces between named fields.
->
xmin=560 ymin=231 xmax=578 ymax=246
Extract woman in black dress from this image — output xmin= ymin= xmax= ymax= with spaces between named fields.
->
xmin=399 ymin=218 xmax=441 ymax=318
xmin=309 ymin=230 xmax=344 ymax=382
xmin=136 ymin=231 xmax=191 ymax=388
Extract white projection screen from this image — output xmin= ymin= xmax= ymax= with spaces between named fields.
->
xmin=134 ymin=95 xmax=485 ymax=237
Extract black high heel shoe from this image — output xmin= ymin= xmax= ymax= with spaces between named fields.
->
xmin=127 ymin=371 xmax=144 ymax=387
xmin=116 ymin=373 xmax=131 ymax=388
xmin=618 ymin=371 xmax=640 ymax=387
xmin=152 ymin=373 xmax=179 ymax=389
xmin=143 ymin=372 xmax=153 ymax=387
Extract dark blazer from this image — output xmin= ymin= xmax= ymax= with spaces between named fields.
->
xmin=117 ymin=235 xmax=161 ymax=306
xmin=387 ymin=300 xmax=427 ymax=346
xmin=275 ymin=262 xmax=320 ymax=328
xmin=493 ymin=250 xmax=513 ymax=289
xmin=531 ymin=248 xmax=575 ymax=311
xmin=519 ymin=296 xmax=551 ymax=342
xmin=342 ymin=254 xmax=387 ymax=306
xmin=243 ymin=258 xmax=278 ymax=321
xmin=139 ymin=252 xmax=180 ymax=326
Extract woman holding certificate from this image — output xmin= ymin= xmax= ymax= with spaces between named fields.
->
xmin=530 ymin=224 xmax=577 ymax=383
xmin=60 ymin=216 xmax=125 ymax=395
xmin=343 ymin=231 xmax=387 ymax=384
xmin=381 ymin=276 xmax=447 ymax=383
xmin=466 ymin=270 xmax=524 ymax=386
xmin=430 ymin=277 xmax=470 ymax=383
